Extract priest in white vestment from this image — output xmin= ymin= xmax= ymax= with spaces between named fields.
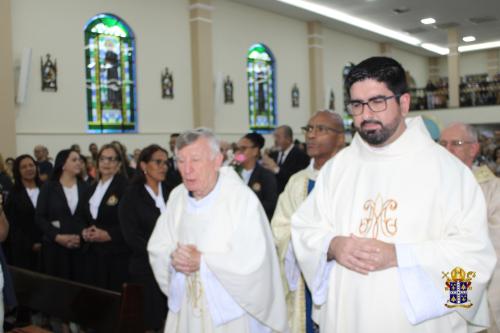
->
xmin=440 ymin=123 xmax=500 ymax=333
xmin=147 ymin=128 xmax=288 ymax=333
xmin=271 ymin=111 xmax=345 ymax=333
xmin=291 ymin=57 xmax=497 ymax=333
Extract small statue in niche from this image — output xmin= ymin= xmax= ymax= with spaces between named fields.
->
xmin=329 ymin=89 xmax=335 ymax=110
xmin=291 ymin=83 xmax=299 ymax=108
xmin=41 ymin=54 xmax=57 ymax=92
xmin=161 ymin=67 xmax=174 ymax=99
xmin=224 ymin=76 xmax=234 ymax=104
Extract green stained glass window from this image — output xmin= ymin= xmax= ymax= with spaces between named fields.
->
xmin=84 ymin=14 xmax=137 ymax=133
xmin=247 ymin=44 xmax=276 ymax=133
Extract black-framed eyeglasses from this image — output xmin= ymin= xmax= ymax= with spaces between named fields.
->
xmin=301 ymin=125 xmax=344 ymax=135
xmin=98 ymin=156 xmax=119 ymax=163
xmin=439 ymin=140 xmax=475 ymax=147
xmin=346 ymin=95 xmax=400 ymax=116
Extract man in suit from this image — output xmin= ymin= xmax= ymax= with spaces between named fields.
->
xmin=262 ymin=125 xmax=310 ymax=193
xmin=166 ymin=133 xmax=182 ymax=187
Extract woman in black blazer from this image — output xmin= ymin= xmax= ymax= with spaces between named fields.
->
xmin=236 ymin=132 xmax=278 ymax=220
xmin=35 ymin=149 xmax=89 ymax=282
xmin=4 ymin=155 xmax=43 ymax=271
xmin=119 ymin=144 xmax=173 ymax=333
xmin=83 ymin=144 xmax=129 ymax=291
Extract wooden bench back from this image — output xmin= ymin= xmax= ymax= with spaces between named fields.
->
xmin=10 ymin=266 xmax=144 ymax=333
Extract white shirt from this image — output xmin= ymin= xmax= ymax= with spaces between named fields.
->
xmin=63 ymin=184 xmax=78 ymax=215
xmin=88 ymin=176 xmax=113 ymax=220
xmin=241 ymin=168 xmax=254 ymax=185
xmin=25 ymin=187 xmax=40 ymax=208
xmin=145 ymin=183 xmax=166 ymax=214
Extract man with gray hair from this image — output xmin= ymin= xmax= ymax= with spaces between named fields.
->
xmin=440 ymin=122 xmax=500 ymax=333
xmin=148 ymin=128 xmax=287 ymax=332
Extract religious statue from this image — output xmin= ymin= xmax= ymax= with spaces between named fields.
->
xmin=329 ymin=89 xmax=335 ymax=110
xmin=224 ymin=75 xmax=234 ymax=104
xmin=162 ymin=67 xmax=174 ymax=99
xmin=103 ymin=40 xmax=122 ymax=109
xmin=291 ymin=83 xmax=299 ymax=108
xmin=41 ymin=54 xmax=57 ymax=92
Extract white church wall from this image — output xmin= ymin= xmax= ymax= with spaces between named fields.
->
xmin=12 ymin=0 xmax=193 ymax=155
xmin=212 ymin=0 xmax=311 ymax=140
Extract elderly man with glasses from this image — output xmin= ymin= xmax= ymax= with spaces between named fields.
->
xmin=291 ymin=56 xmax=496 ymax=333
xmin=440 ymin=122 xmax=500 ymax=333
xmin=272 ymin=110 xmax=345 ymax=333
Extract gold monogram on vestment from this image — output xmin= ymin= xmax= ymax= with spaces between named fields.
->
xmin=359 ymin=194 xmax=398 ymax=239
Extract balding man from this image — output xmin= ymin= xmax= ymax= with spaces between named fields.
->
xmin=262 ymin=125 xmax=310 ymax=193
xmin=440 ymin=122 xmax=500 ymax=333
xmin=272 ymin=111 xmax=345 ymax=333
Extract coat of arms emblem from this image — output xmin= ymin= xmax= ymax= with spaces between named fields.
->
xmin=442 ymin=266 xmax=475 ymax=308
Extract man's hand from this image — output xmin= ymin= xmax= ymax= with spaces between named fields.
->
xmin=171 ymin=244 xmax=201 ymax=274
xmin=261 ymin=154 xmax=279 ymax=174
xmin=327 ymin=234 xmax=397 ymax=274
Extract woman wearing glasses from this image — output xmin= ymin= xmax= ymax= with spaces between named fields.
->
xmin=119 ymin=144 xmax=173 ymax=333
xmin=236 ymin=132 xmax=278 ymax=220
xmin=83 ymin=144 xmax=129 ymax=291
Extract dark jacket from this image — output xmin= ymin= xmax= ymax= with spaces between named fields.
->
xmin=87 ymin=174 xmax=129 ymax=255
xmin=86 ymin=174 xmax=129 ymax=290
xmin=271 ymin=146 xmax=310 ymax=193
xmin=248 ymin=163 xmax=278 ymax=220
xmin=166 ymin=157 xmax=182 ymax=188
xmin=35 ymin=179 xmax=89 ymax=280
xmin=119 ymin=181 xmax=173 ymax=275
xmin=4 ymin=185 xmax=42 ymax=270
xmin=36 ymin=180 xmax=89 ymax=242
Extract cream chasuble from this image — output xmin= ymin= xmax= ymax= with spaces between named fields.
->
xmin=291 ymin=117 xmax=497 ymax=333
xmin=148 ymin=167 xmax=288 ymax=333
xmin=272 ymin=163 xmax=319 ymax=333
xmin=474 ymin=165 xmax=500 ymax=332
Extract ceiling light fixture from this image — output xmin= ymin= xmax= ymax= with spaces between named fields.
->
xmin=420 ymin=18 xmax=436 ymax=25
xmin=274 ymin=0 xmax=421 ymax=46
xmin=421 ymin=43 xmax=449 ymax=55
xmin=459 ymin=40 xmax=500 ymax=52
xmin=462 ymin=36 xmax=476 ymax=43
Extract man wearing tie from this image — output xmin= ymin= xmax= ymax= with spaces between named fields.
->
xmin=262 ymin=125 xmax=309 ymax=193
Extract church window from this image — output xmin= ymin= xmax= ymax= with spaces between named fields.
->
xmin=84 ymin=14 xmax=137 ymax=133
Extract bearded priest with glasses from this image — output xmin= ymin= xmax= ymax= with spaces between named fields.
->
xmin=291 ymin=57 xmax=496 ymax=333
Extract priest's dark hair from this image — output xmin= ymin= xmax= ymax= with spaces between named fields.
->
xmin=344 ymin=56 xmax=408 ymax=101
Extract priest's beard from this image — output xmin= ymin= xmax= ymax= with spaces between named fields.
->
xmin=356 ymin=116 xmax=403 ymax=145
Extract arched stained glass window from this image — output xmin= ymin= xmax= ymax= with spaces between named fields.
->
xmin=84 ymin=14 xmax=137 ymax=133
xmin=247 ymin=44 xmax=276 ymax=133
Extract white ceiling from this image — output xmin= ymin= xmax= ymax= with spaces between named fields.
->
xmin=230 ymin=0 xmax=500 ymax=56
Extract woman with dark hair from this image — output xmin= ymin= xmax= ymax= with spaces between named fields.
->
xmin=119 ymin=144 xmax=172 ymax=333
xmin=35 ymin=149 xmax=89 ymax=282
xmin=236 ymin=132 xmax=278 ymax=219
xmin=83 ymin=144 xmax=129 ymax=291
xmin=4 ymin=155 xmax=43 ymax=271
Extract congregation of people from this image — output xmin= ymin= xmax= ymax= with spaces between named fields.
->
xmin=0 ymin=56 xmax=499 ymax=333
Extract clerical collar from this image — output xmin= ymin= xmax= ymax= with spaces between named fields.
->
xmin=354 ymin=116 xmax=433 ymax=160
xmin=187 ymin=173 xmax=222 ymax=212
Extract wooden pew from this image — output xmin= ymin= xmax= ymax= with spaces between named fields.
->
xmin=9 ymin=266 xmax=144 ymax=333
